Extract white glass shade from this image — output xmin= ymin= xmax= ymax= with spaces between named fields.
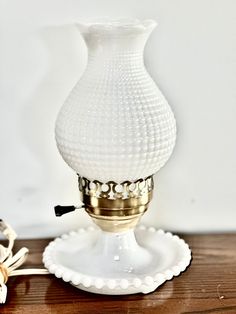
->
xmin=55 ymin=19 xmax=176 ymax=182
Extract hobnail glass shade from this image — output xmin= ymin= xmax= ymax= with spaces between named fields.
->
xmin=55 ymin=19 xmax=176 ymax=182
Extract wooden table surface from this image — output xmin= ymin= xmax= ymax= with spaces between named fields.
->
xmin=1 ymin=233 xmax=236 ymax=314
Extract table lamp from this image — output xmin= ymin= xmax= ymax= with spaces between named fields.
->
xmin=43 ymin=18 xmax=191 ymax=295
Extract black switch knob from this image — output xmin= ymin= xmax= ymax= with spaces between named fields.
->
xmin=54 ymin=205 xmax=77 ymax=217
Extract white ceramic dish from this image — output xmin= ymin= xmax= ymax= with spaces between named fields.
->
xmin=43 ymin=225 xmax=191 ymax=295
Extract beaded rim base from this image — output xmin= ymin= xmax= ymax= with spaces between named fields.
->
xmin=43 ymin=225 xmax=192 ymax=295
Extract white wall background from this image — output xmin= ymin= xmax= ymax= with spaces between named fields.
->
xmin=0 ymin=0 xmax=235 ymax=237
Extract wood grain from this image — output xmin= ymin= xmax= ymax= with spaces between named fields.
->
xmin=1 ymin=234 xmax=236 ymax=314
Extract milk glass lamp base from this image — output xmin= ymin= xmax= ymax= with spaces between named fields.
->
xmin=43 ymin=225 xmax=191 ymax=295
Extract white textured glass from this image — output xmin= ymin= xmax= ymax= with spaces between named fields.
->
xmin=55 ymin=19 xmax=176 ymax=182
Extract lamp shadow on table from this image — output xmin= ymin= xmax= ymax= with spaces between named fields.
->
xmin=43 ymin=276 xmax=189 ymax=314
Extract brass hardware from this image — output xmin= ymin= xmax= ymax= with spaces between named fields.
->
xmin=78 ymin=175 xmax=154 ymax=232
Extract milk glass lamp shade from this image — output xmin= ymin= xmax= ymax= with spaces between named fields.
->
xmin=55 ymin=19 xmax=176 ymax=183
xmin=45 ymin=19 xmax=191 ymax=296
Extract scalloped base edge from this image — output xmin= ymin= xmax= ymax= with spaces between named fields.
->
xmin=43 ymin=225 xmax=192 ymax=295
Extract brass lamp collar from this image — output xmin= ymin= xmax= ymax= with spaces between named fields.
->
xmin=78 ymin=175 xmax=154 ymax=232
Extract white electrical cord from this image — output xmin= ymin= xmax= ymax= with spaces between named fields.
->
xmin=0 ymin=219 xmax=49 ymax=304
